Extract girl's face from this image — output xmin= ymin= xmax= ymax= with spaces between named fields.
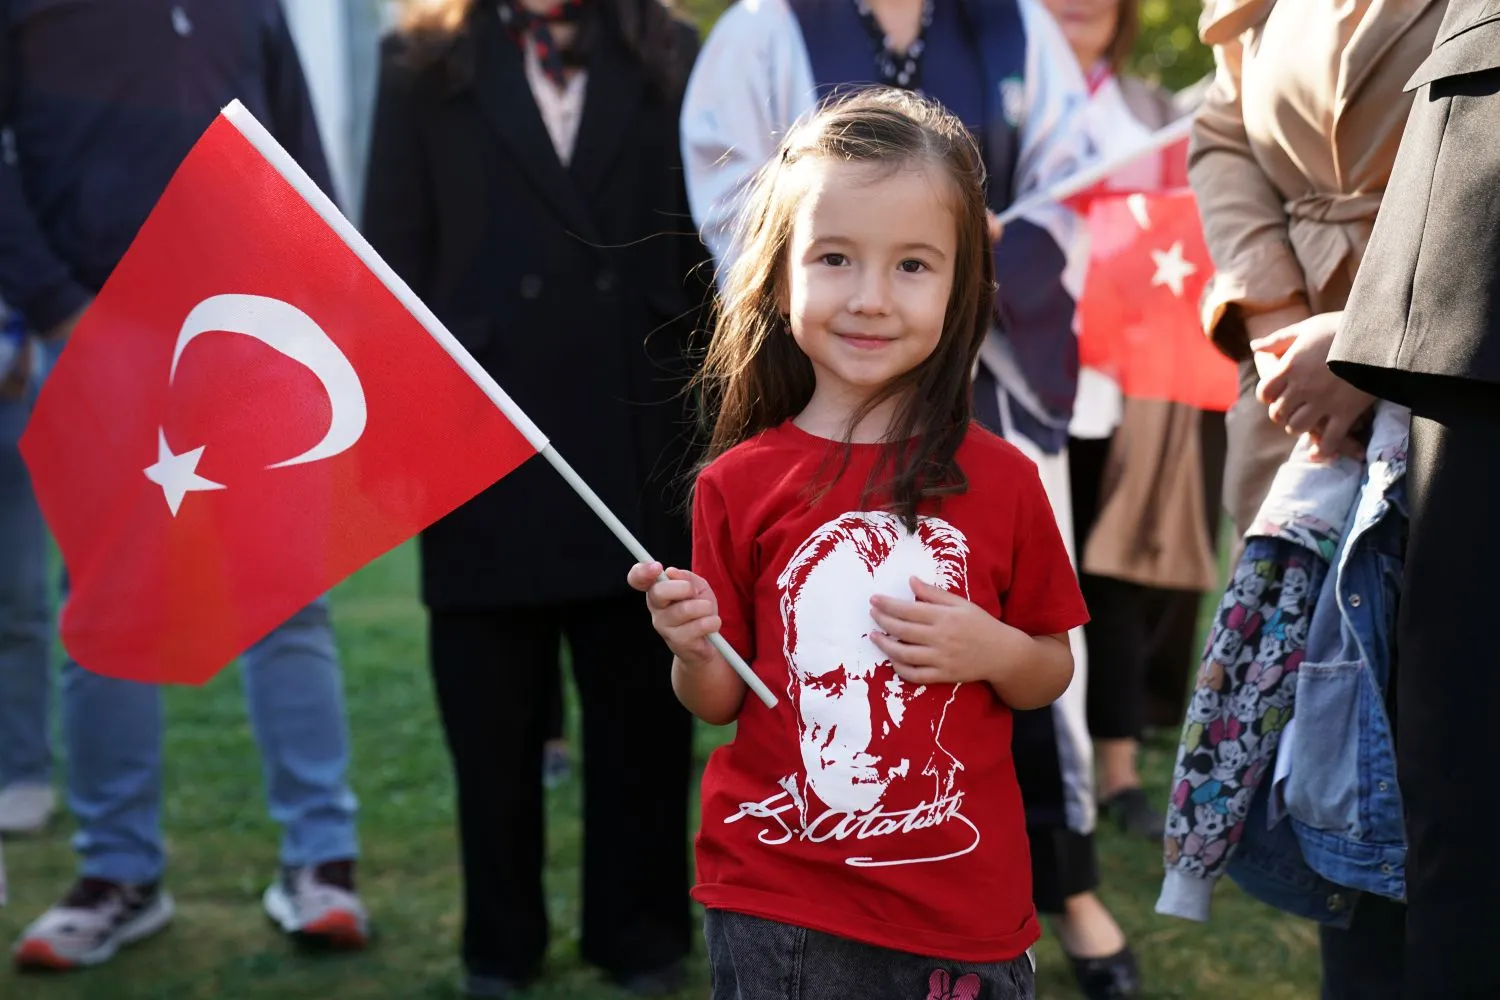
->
xmin=1044 ymin=0 xmax=1120 ymax=71
xmin=780 ymin=158 xmax=957 ymax=412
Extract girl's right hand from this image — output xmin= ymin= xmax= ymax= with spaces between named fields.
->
xmin=626 ymin=562 xmax=723 ymax=667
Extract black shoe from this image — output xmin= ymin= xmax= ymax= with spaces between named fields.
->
xmin=614 ymin=959 xmax=688 ymax=997
xmin=1069 ymin=946 xmax=1141 ymax=1000
xmin=1100 ymin=787 xmax=1166 ymax=841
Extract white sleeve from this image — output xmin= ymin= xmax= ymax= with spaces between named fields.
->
xmin=679 ymin=0 xmax=817 ymax=279
xmin=1013 ymin=0 xmax=1093 ymax=302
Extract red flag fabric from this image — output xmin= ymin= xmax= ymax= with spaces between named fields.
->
xmin=20 ymin=104 xmax=542 ymax=685
xmin=1076 ymin=188 xmax=1236 ymax=411
xmin=1072 ymin=136 xmax=1238 ymax=412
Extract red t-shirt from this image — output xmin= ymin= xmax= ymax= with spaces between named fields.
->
xmin=689 ymin=421 xmax=1089 ymax=962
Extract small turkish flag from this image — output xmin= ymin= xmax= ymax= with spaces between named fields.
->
xmin=1073 ymin=139 xmax=1238 ymax=412
xmin=1076 ymin=188 xmax=1235 ymax=411
xmin=20 ymin=103 xmax=543 ymax=685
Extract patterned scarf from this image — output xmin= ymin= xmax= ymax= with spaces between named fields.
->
xmin=498 ymin=0 xmax=585 ymax=87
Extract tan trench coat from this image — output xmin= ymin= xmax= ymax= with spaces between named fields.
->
xmin=1189 ymin=0 xmax=1446 ymax=531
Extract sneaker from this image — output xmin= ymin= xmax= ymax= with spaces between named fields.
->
xmin=0 ymin=783 xmax=57 ymax=835
xmin=12 ymin=878 xmax=174 ymax=970
xmin=263 ymin=859 xmax=368 ymax=950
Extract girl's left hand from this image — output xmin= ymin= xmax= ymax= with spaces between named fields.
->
xmin=868 ymin=577 xmax=1011 ymax=686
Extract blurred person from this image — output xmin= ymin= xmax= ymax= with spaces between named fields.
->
xmin=1044 ymin=0 xmax=1226 ymax=843
xmin=362 ymin=1 xmax=705 ymax=995
xmin=0 ymin=301 xmax=55 ymax=837
xmin=1331 ymin=1 xmax=1500 ymax=994
xmin=0 ymin=0 xmax=368 ymax=971
xmin=1156 ymin=2 xmax=1447 ymax=996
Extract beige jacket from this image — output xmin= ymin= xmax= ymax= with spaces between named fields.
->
xmin=1188 ymin=0 xmax=1445 ymax=530
xmin=1192 ymin=0 xmax=1446 ymax=357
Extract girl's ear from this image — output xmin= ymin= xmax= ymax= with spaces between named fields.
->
xmin=775 ymin=280 xmax=791 ymax=323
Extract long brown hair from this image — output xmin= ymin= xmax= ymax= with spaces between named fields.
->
xmin=398 ymin=0 xmax=689 ymax=97
xmin=696 ymin=88 xmax=995 ymax=530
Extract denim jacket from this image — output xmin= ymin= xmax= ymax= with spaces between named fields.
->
xmin=1227 ymin=428 xmax=1407 ymax=925
xmin=1159 ymin=403 xmax=1408 ymax=926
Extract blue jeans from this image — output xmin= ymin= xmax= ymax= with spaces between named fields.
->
xmin=1 ymin=350 xmax=359 ymax=884
xmin=65 ymin=595 xmax=360 ymax=885
xmin=0 ymin=380 xmax=53 ymax=789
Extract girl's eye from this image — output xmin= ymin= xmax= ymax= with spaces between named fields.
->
xmin=898 ymin=259 xmax=928 ymax=274
xmin=820 ymin=253 xmax=848 ymax=267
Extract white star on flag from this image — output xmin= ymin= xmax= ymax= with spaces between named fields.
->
xmin=143 ymin=429 xmax=225 ymax=516
xmin=1150 ymin=241 xmax=1198 ymax=298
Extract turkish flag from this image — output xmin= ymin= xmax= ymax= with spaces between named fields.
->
xmin=20 ymin=104 xmax=542 ymax=685
xmin=1072 ymin=138 xmax=1238 ymax=412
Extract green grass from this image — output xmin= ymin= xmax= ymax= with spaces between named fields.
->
xmin=0 ymin=541 xmax=1317 ymax=998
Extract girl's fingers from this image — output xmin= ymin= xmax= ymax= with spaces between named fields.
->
xmin=663 ymin=615 xmax=722 ymax=648
xmin=656 ymin=598 xmax=717 ymax=629
xmin=870 ymin=631 xmax=936 ymax=666
xmin=868 ymin=608 xmax=932 ymax=645
xmin=645 ymin=578 xmax=697 ymax=610
xmin=626 ymin=561 xmax=663 ymax=591
xmin=869 ymin=594 xmax=940 ymax=624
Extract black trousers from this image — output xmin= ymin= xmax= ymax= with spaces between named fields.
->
xmin=428 ymin=591 xmax=694 ymax=982
xmin=1319 ymin=892 xmax=1406 ymax=1000
xmin=1397 ymin=386 xmax=1500 ymax=998
xmin=1067 ymin=412 xmax=1225 ymax=741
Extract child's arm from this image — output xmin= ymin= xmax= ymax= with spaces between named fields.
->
xmin=869 ymin=577 xmax=1074 ymax=710
xmin=627 ymin=561 xmax=748 ymax=725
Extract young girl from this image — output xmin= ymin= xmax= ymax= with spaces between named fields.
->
xmin=682 ymin=7 xmax=1143 ymax=995
xmin=627 ymin=90 xmax=1088 ymax=998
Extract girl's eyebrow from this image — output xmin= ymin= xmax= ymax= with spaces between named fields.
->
xmin=805 ymin=235 xmax=950 ymax=261
xmin=898 ymin=241 xmax=950 ymax=261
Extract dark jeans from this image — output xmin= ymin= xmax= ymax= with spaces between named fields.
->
xmin=428 ymin=592 xmax=694 ymax=983
xmin=704 ymin=909 xmax=1035 ymax=1000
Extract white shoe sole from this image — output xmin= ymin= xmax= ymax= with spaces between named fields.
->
xmin=263 ymin=883 xmax=368 ymax=949
xmin=13 ymin=892 xmax=175 ymax=970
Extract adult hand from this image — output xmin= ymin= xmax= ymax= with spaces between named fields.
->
xmin=626 ymin=561 xmax=722 ymax=669
xmin=868 ymin=577 xmax=1014 ymax=686
xmin=1251 ymin=310 xmax=1375 ymax=461
xmin=987 ymin=211 xmax=1004 ymax=245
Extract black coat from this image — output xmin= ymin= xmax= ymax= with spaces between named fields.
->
xmin=1332 ymin=0 xmax=1500 ymax=406
xmin=362 ymin=10 xmax=707 ymax=610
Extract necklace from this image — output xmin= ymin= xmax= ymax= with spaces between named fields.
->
xmin=852 ymin=0 xmax=936 ymax=91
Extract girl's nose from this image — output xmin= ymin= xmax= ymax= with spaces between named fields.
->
xmin=847 ymin=268 xmax=893 ymax=316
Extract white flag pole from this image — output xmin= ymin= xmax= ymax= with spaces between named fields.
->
xmin=221 ymin=101 xmax=778 ymax=710
xmin=994 ymin=114 xmax=1196 ymax=227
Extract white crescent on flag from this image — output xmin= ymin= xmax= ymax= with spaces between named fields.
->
xmin=145 ymin=293 xmax=367 ymax=515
